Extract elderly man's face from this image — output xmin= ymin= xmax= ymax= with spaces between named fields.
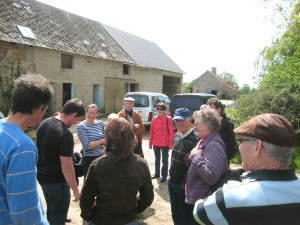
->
xmin=175 ymin=117 xmax=191 ymax=135
xmin=124 ymin=101 xmax=134 ymax=111
xmin=238 ymin=136 xmax=257 ymax=171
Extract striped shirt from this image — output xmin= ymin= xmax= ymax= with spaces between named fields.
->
xmin=0 ymin=119 xmax=48 ymax=224
xmin=169 ymin=128 xmax=200 ymax=184
xmin=194 ymin=169 xmax=300 ymax=225
xmin=77 ymin=120 xmax=105 ymax=157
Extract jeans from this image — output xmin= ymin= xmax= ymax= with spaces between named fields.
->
xmin=83 ymin=156 xmax=100 ymax=177
xmin=168 ymin=179 xmax=196 ymax=225
xmin=153 ymin=145 xmax=169 ymax=178
xmin=39 ymin=181 xmax=71 ymax=225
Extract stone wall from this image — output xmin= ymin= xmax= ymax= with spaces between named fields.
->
xmin=0 ymin=41 xmax=183 ymax=114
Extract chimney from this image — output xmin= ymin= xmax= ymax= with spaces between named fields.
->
xmin=211 ymin=67 xmax=217 ymax=74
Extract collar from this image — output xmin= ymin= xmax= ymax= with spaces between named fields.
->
xmin=242 ymin=169 xmax=298 ymax=181
xmin=199 ymin=132 xmax=212 ymax=141
xmin=181 ymin=128 xmax=193 ymax=139
xmin=125 ymin=109 xmax=133 ymax=118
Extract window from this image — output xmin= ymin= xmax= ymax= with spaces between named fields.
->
xmin=123 ymin=64 xmax=130 ymax=75
xmin=126 ymin=95 xmax=149 ymax=107
xmin=16 ymin=25 xmax=36 ymax=39
xmin=61 ymin=54 xmax=74 ymax=69
xmin=152 ymin=96 xmax=166 ymax=107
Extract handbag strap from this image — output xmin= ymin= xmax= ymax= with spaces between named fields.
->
xmin=202 ymin=139 xmax=229 ymax=163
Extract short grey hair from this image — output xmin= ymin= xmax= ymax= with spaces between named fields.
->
xmin=192 ymin=107 xmax=220 ymax=132
xmin=262 ymin=141 xmax=294 ymax=167
xmin=240 ymin=137 xmax=294 ymax=168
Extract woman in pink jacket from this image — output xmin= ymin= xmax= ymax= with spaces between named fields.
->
xmin=149 ymin=102 xmax=174 ymax=183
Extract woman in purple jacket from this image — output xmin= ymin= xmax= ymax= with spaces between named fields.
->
xmin=185 ymin=107 xmax=228 ymax=213
xmin=149 ymin=102 xmax=173 ymax=183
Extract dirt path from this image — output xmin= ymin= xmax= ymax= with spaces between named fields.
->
xmin=38 ymin=125 xmax=174 ymax=225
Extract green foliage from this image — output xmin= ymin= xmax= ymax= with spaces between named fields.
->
xmin=218 ymin=71 xmax=239 ymax=90
xmin=229 ymin=86 xmax=300 ymax=170
xmin=183 ymin=82 xmax=193 ymax=93
xmin=239 ymin=84 xmax=251 ymax=95
xmin=256 ymin=0 xmax=300 ymax=90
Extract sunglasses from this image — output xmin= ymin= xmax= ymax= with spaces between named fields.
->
xmin=157 ymin=108 xmax=165 ymax=111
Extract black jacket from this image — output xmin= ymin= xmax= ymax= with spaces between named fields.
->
xmin=80 ymin=149 xmax=154 ymax=225
xmin=219 ymin=116 xmax=237 ymax=160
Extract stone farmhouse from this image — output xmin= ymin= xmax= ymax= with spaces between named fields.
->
xmin=192 ymin=67 xmax=239 ymax=99
xmin=0 ymin=0 xmax=184 ymax=115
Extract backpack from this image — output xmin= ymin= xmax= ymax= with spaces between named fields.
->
xmin=202 ymin=139 xmax=245 ymax=192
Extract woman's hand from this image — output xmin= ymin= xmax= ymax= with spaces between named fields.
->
xmin=191 ymin=146 xmax=203 ymax=155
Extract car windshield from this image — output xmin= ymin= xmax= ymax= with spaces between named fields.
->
xmin=127 ymin=95 xmax=149 ymax=107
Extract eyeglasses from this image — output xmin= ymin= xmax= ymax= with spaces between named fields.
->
xmin=237 ymin=137 xmax=256 ymax=145
xmin=157 ymin=108 xmax=165 ymax=111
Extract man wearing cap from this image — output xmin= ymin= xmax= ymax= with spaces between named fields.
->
xmin=193 ymin=113 xmax=300 ymax=225
xmin=118 ymin=97 xmax=145 ymax=157
xmin=168 ymin=108 xmax=200 ymax=225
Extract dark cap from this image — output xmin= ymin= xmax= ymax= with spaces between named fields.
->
xmin=173 ymin=108 xmax=191 ymax=121
xmin=234 ymin=114 xmax=296 ymax=147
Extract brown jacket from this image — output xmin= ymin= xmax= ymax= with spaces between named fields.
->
xmin=80 ymin=150 xmax=154 ymax=225
xmin=118 ymin=109 xmax=145 ymax=144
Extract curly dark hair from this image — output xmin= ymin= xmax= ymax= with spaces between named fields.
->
xmin=105 ymin=118 xmax=137 ymax=161
xmin=207 ymin=98 xmax=226 ymax=116
xmin=11 ymin=74 xmax=53 ymax=114
xmin=61 ymin=98 xmax=85 ymax=117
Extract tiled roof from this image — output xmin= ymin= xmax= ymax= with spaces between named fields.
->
xmin=102 ymin=24 xmax=185 ymax=74
xmin=211 ymin=71 xmax=238 ymax=92
xmin=0 ymin=0 xmax=133 ymax=63
xmin=0 ymin=0 xmax=184 ymax=74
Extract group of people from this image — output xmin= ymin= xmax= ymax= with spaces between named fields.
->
xmin=1 ymin=74 xmax=299 ymax=225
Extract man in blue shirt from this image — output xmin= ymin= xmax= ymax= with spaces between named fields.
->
xmin=0 ymin=74 xmax=53 ymax=224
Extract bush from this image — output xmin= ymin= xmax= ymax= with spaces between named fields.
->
xmin=228 ymin=86 xmax=300 ymax=171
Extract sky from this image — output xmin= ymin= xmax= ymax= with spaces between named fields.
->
xmin=38 ymin=0 xmax=278 ymax=87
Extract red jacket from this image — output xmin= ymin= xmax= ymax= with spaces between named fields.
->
xmin=149 ymin=113 xmax=173 ymax=149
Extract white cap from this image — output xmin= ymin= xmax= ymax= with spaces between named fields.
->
xmin=124 ymin=97 xmax=135 ymax=102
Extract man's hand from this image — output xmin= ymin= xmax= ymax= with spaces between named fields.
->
xmin=73 ymin=190 xmax=81 ymax=202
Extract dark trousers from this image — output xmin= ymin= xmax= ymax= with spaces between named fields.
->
xmin=153 ymin=145 xmax=169 ymax=178
xmin=83 ymin=156 xmax=100 ymax=177
xmin=39 ymin=181 xmax=70 ymax=225
xmin=168 ymin=179 xmax=196 ymax=225
xmin=134 ymin=141 xmax=144 ymax=158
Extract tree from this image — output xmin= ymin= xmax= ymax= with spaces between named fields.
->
xmin=255 ymin=0 xmax=300 ymax=90
xmin=218 ymin=72 xmax=239 ymax=90
xmin=239 ymin=84 xmax=251 ymax=95
xmin=184 ymin=82 xmax=193 ymax=93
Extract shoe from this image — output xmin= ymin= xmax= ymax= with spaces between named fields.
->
xmin=66 ymin=217 xmax=71 ymax=223
xmin=151 ymin=174 xmax=160 ymax=179
xmin=160 ymin=177 xmax=167 ymax=183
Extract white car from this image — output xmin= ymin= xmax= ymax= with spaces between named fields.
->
xmin=123 ymin=92 xmax=171 ymax=126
